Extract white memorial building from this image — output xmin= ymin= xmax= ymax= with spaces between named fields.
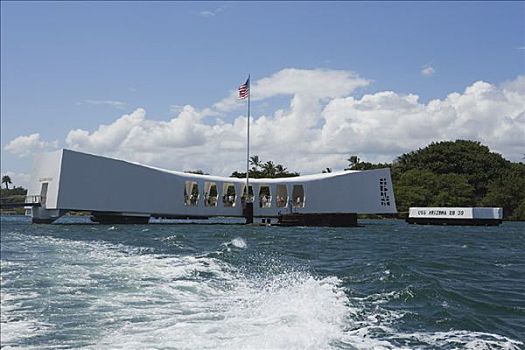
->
xmin=25 ymin=149 xmax=397 ymax=224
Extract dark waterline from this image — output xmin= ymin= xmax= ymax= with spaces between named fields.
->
xmin=1 ymin=216 xmax=524 ymax=349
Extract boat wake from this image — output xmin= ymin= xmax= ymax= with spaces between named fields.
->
xmin=1 ymin=231 xmax=522 ymax=349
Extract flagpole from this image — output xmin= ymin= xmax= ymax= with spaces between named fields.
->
xmin=246 ymin=74 xmax=251 ymax=203
xmin=239 ymin=74 xmax=253 ymax=224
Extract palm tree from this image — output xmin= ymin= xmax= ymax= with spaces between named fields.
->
xmin=275 ymin=164 xmax=287 ymax=175
xmin=2 ymin=175 xmax=12 ymax=190
xmin=262 ymin=161 xmax=277 ymax=178
xmin=345 ymin=155 xmax=360 ymax=170
xmin=249 ymin=155 xmax=262 ymax=172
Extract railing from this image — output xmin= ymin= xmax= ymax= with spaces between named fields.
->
xmin=25 ymin=195 xmax=45 ymax=205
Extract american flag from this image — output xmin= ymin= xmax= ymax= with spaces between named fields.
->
xmin=238 ymin=77 xmax=250 ymax=100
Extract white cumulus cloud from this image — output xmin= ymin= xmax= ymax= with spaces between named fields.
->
xmin=6 ymin=69 xmax=525 ymax=176
xmin=212 ymin=68 xmax=370 ymax=113
xmin=4 ymin=133 xmax=58 ymax=157
xmin=317 ymin=76 xmax=525 ymax=164
xmin=66 ymin=109 xmax=146 ymax=154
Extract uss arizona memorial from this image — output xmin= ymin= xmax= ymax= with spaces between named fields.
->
xmin=25 ymin=149 xmax=397 ymax=224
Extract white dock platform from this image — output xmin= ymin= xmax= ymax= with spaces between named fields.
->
xmin=407 ymin=207 xmax=503 ymax=226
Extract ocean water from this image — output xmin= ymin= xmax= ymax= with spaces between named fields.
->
xmin=1 ymin=216 xmax=524 ymax=349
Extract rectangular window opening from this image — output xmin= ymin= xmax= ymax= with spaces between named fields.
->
xmin=292 ymin=184 xmax=305 ymax=208
xmin=204 ymin=182 xmax=218 ymax=207
xmin=184 ymin=181 xmax=199 ymax=206
xmin=259 ymin=185 xmax=272 ymax=208
xmin=222 ymin=183 xmax=236 ymax=208
xmin=276 ymin=184 xmax=288 ymax=208
xmin=241 ymin=184 xmax=254 ymax=207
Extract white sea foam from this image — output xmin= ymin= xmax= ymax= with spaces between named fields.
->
xmin=394 ymin=330 xmax=524 ymax=350
xmin=1 ymin=233 xmax=348 ymax=349
xmin=340 ymin=324 xmax=523 ymax=350
xmin=1 ymin=231 xmax=522 ymax=350
xmin=228 ymin=237 xmax=247 ymax=249
xmin=1 ymin=290 xmax=52 ymax=345
xmin=0 ymin=317 xmax=53 ymax=345
xmin=340 ymin=289 xmax=523 ymax=350
xmin=94 ymin=266 xmax=348 ymax=349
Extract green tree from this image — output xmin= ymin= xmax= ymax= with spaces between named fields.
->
xmin=249 ymin=155 xmax=262 ymax=172
xmin=0 ymin=186 xmax=27 ymax=197
xmin=481 ymin=163 xmax=525 ymax=218
xmin=431 ymin=174 xmax=475 ymax=207
xmin=262 ymin=161 xmax=277 ymax=178
xmin=393 ymin=170 xmax=474 ymax=211
xmin=275 ymin=164 xmax=287 ymax=175
xmin=394 ymin=169 xmax=438 ymax=212
xmin=345 ymin=156 xmax=360 ymax=170
xmin=344 ymin=155 xmax=391 ymax=171
xmin=394 ymin=140 xmax=510 ymax=199
xmin=231 ymin=159 xmax=299 ymax=179
xmin=512 ymin=198 xmax=525 ymax=221
xmin=2 ymin=175 xmax=12 ymax=190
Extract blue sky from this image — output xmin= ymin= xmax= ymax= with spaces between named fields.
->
xmin=1 ymin=1 xmax=524 ymax=185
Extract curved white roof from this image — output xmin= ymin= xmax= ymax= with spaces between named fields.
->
xmin=66 ymin=148 xmax=362 ymax=183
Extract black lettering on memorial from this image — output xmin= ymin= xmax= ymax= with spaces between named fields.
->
xmin=379 ymin=177 xmax=391 ymax=206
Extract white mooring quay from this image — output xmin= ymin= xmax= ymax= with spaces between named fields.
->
xmin=25 ymin=149 xmax=397 ymax=225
